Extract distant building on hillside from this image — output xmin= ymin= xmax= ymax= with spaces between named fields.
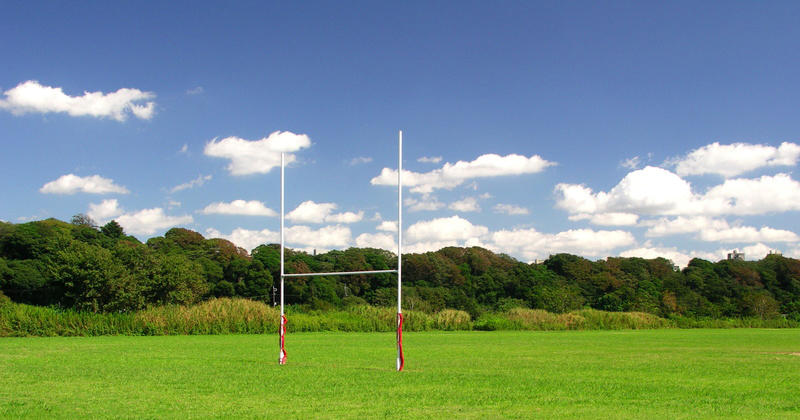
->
xmin=768 ymin=249 xmax=782 ymax=256
xmin=727 ymin=250 xmax=745 ymax=261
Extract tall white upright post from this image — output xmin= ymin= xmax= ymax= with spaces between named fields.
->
xmin=279 ymin=152 xmax=287 ymax=365
xmin=397 ymin=130 xmax=404 ymax=372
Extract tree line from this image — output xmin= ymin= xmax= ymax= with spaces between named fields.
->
xmin=1 ymin=217 xmax=798 ymax=320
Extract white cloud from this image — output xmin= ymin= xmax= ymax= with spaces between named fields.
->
xmin=116 ymin=208 xmax=192 ymax=235
xmin=643 ymin=216 xmax=729 ymax=237
xmin=403 ymin=240 xmax=462 ymax=254
xmin=449 ymin=197 xmax=480 ymax=212
xmin=702 ymin=173 xmax=800 ymax=215
xmin=377 ymin=220 xmax=398 ymax=232
xmin=404 ymin=195 xmax=445 ymax=212
xmin=555 ymin=167 xmax=800 ymax=218
xmin=348 ymin=156 xmax=373 ymax=165
xmin=569 ymin=212 xmax=639 ymax=226
xmin=87 ymin=199 xmax=124 ymax=223
xmin=619 ymin=245 xmax=720 ymax=268
xmin=200 ymin=200 xmax=277 ymax=217
xmin=325 ymin=211 xmax=364 ymax=223
xmin=40 ymin=174 xmax=129 ymax=195
xmin=87 ymin=200 xmax=190 ymax=235
xmin=207 ymin=225 xmax=351 ymax=253
xmin=406 ymin=216 xmax=489 ymax=242
xmin=672 ymin=142 xmax=800 ymax=177
xmin=287 ymin=201 xmax=336 ymax=223
xmin=355 ymin=232 xmax=396 ymax=250
xmin=0 ymin=80 xmax=155 ymax=121
xmin=490 ymin=228 xmax=636 ymax=261
xmin=698 ymin=225 xmax=799 ymax=243
xmin=417 ymin=156 xmax=442 ymax=164
xmin=205 ymin=227 xmax=278 ymax=252
xmin=600 ymin=166 xmax=695 ymax=215
xmin=372 ymin=153 xmax=556 ymax=194
xmin=493 ymin=203 xmax=530 ymax=215
xmin=204 ymin=131 xmax=311 ymax=175
xmin=285 ymin=200 xmax=363 ymax=224
xmin=179 ymin=144 xmax=189 ymax=154
xmin=739 ymin=243 xmax=774 ymax=260
xmin=642 ymin=216 xmax=799 ymax=243
xmin=286 ymin=225 xmax=351 ymax=248
xmin=170 ymin=174 xmax=212 ymax=193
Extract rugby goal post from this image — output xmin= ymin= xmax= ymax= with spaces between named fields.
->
xmin=279 ymin=131 xmax=404 ymax=371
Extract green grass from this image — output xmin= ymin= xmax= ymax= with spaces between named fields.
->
xmin=1 ymin=330 xmax=799 ymax=418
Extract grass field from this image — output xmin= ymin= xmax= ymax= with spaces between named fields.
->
xmin=1 ymin=330 xmax=799 ymax=419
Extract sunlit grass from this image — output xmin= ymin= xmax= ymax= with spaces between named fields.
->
xmin=1 ymin=329 xmax=799 ymax=418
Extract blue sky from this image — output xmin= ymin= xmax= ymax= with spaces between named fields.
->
xmin=2 ymin=1 xmax=800 ymax=266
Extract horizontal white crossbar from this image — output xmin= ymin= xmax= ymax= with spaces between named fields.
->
xmin=282 ymin=269 xmax=398 ymax=278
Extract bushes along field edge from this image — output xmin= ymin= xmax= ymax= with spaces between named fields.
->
xmin=1 ymin=297 xmax=797 ymax=337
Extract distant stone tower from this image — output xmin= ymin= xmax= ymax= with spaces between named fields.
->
xmin=727 ymin=250 xmax=745 ymax=261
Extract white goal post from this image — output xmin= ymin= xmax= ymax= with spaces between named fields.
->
xmin=279 ymin=131 xmax=404 ymax=371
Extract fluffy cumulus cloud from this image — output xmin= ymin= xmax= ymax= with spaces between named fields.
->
xmin=371 ymin=153 xmax=556 ymax=193
xmin=355 ymin=232 xmax=396 ymax=250
xmin=204 ymin=131 xmax=311 ymax=175
xmin=285 ymin=201 xmax=363 ymax=224
xmin=86 ymin=199 xmax=190 ymax=235
xmin=555 ymin=167 xmax=800 ymax=218
xmin=568 ymin=212 xmax=639 ymax=226
xmin=493 ymin=203 xmax=530 ymax=216
xmin=87 ymin=199 xmax=124 ymax=223
xmin=376 ymin=220 xmax=398 ymax=232
xmin=116 ymin=208 xmax=193 ymax=236
xmin=702 ymin=173 xmax=800 ymax=215
xmin=449 ymin=197 xmax=480 ymax=212
xmin=0 ymin=80 xmax=155 ymax=121
xmin=285 ymin=225 xmax=351 ymax=249
xmin=643 ymin=216 xmax=730 ymax=237
xmin=404 ymin=195 xmax=445 ymax=212
xmin=40 ymin=174 xmax=129 ymax=195
xmin=400 ymin=216 xmax=488 ymax=253
xmin=490 ymin=228 xmax=636 ymax=261
xmin=698 ymin=225 xmax=799 ymax=243
xmin=643 ymin=216 xmax=799 ymax=243
xmin=200 ymin=200 xmax=277 ymax=217
xmin=170 ymin=174 xmax=212 ymax=193
xmin=205 ymin=227 xmax=279 ymax=252
xmin=672 ymin=141 xmax=800 ymax=177
xmin=406 ymin=216 xmax=489 ymax=243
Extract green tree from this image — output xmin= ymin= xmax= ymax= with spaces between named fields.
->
xmin=49 ymin=240 xmax=124 ymax=312
xmin=101 ymin=220 xmax=124 ymax=239
xmin=71 ymin=214 xmax=97 ymax=229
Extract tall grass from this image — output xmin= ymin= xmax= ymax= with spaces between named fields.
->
xmin=1 ymin=298 xmax=796 ymax=337
xmin=473 ymin=307 xmax=793 ymax=331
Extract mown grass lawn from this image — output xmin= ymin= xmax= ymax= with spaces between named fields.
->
xmin=1 ymin=329 xmax=799 ymax=419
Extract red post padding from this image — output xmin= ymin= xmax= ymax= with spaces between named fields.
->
xmin=279 ymin=314 xmax=287 ymax=365
xmin=397 ymin=312 xmax=404 ymax=371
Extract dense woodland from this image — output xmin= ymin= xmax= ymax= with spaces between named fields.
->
xmin=1 ymin=217 xmax=799 ymax=321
